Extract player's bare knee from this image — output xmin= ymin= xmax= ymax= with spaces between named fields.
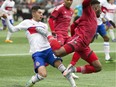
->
xmin=54 ymin=50 xmax=63 ymax=57
xmin=95 ymin=64 xmax=102 ymax=72
xmin=103 ymin=36 xmax=109 ymax=42
xmin=40 ymin=73 xmax=47 ymax=78
xmin=54 ymin=49 xmax=67 ymax=57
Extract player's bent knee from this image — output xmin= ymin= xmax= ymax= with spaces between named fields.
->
xmin=54 ymin=47 xmax=68 ymax=57
xmin=40 ymin=73 xmax=47 ymax=78
xmin=95 ymin=65 xmax=102 ymax=72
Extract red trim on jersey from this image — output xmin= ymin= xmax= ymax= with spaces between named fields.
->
xmin=28 ymin=27 xmax=37 ymax=34
xmin=5 ymin=7 xmax=12 ymax=11
xmin=101 ymin=6 xmax=108 ymax=13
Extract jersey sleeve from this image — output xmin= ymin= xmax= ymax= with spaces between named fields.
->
xmin=0 ymin=1 xmax=8 ymax=13
xmin=6 ymin=18 xmax=29 ymax=33
xmin=50 ymin=5 xmax=62 ymax=18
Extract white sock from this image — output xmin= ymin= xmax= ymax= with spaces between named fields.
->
xmin=103 ymin=42 xmax=110 ymax=60
xmin=31 ymin=74 xmax=44 ymax=83
xmin=65 ymin=73 xmax=77 ymax=87
xmin=109 ymin=29 xmax=115 ymax=40
xmin=0 ymin=27 xmax=3 ymax=30
xmin=58 ymin=64 xmax=66 ymax=72
xmin=58 ymin=64 xmax=77 ymax=87
xmin=6 ymin=31 xmax=12 ymax=40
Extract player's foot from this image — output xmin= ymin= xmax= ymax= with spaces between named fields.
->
xmin=71 ymin=73 xmax=79 ymax=79
xmin=0 ymin=27 xmax=3 ymax=31
xmin=105 ymin=59 xmax=116 ymax=63
xmin=5 ymin=40 xmax=13 ymax=43
xmin=112 ymin=38 xmax=116 ymax=42
xmin=63 ymin=66 xmax=76 ymax=77
xmin=25 ymin=79 xmax=35 ymax=87
xmin=72 ymin=86 xmax=77 ymax=87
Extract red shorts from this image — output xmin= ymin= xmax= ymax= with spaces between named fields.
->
xmin=65 ymin=34 xmax=98 ymax=64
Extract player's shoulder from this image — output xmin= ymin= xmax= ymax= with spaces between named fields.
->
xmin=23 ymin=19 xmax=31 ymax=22
xmin=38 ymin=22 xmax=48 ymax=28
xmin=54 ymin=4 xmax=64 ymax=11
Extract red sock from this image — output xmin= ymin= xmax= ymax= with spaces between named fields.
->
xmin=47 ymin=35 xmax=61 ymax=51
xmin=76 ymin=65 xmax=96 ymax=74
xmin=70 ymin=52 xmax=80 ymax=66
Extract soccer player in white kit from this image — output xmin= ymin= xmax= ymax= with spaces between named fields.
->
xmin=0 ymin=0 xmax=15 ymax=43
xmin=2 ymin=6 xmax=77 ymax=87
xmin=96 ymin=13 xmax=114 ymax=63
xmin=99 ymin=0 xmax=116 ymax=42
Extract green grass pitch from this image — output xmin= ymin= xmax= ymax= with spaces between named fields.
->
xmin=0 ymin=21 xmax=116 ymax=87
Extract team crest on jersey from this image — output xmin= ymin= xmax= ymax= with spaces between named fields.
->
xmin=36 ymin=62 xmax=40 ymax=66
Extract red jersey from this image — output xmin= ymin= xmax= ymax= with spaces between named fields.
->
xmin=74 ymin=0 xmax=97 ymax=46
xmin=51 ymin=4 xmax=73 ymax=36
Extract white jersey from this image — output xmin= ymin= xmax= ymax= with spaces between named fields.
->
xmin=7 ymin=19 xmax=51 ymax=54
xmin=1 ymin=0 xmax=15 ymax=19
xmin=105 ymin=3 xmax=116 ymax=21
xmin=97 ymin=13 xmax=105 ymax=25
xmin=100 ymin=1 xmax=116 ymax=21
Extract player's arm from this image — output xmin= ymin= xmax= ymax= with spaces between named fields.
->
xmin=0 ymin=1 xmax=8 ymax=13
xmin=48 ymin=6 xmax=61 ymax=36
xmin=2 ymin=14 xmax=27 ymax=33
xmin=48 ymin=16 xmax=56 ymax=36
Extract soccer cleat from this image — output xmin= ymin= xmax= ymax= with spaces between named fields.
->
xmin=63 ymin=66 xmax=76 ymax=77
xmin=112 ymin=38 xmax=116 ymax=42
xmin=105 ymin=59 xmax=116 ymax=63
xmin=0 ymin=27 xmax=3 ymax=31
xmin=5 ymin=40 xmax=13 ymax=43
xmin=71 ymin=73 xmax=79 ymax=79
xmin=72 ymin=86 xmax=77 ymax=87
xmin=25 ymin=79 xmax=35 ymax=87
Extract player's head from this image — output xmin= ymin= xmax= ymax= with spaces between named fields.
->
xmin=31 ymin=5 xmax=44 ymax=21
xmin=107 ymin=0 xmax=114 ymax=4
xmin=91 ymin=0 xmax=101 ymax=17
xmin=64 ymin=0 xmax=73 ymax=8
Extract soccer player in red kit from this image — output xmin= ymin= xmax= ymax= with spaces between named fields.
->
xmin=38 ymin=0 xmax=102 ymax=75
xmin=48 ymin=0 xmax=79 ymax=78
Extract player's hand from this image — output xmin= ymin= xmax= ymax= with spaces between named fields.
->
xmin=52 ymin=31 xmax=56 ymax=37
xmin=2 ymin=14 xmax=8 ymax=19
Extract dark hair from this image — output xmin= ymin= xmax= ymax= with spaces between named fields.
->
xmin=31 ymin=5 xmax=41 ymax=12
xmin=91 ymin=0 xmax=100 ymax=5
xmin=107 ymin=0 xmax=110 ymax=2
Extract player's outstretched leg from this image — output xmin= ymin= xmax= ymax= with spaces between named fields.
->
xmin=5 ymin=31 xmax=13 ymax=43
xmin=71 ymin=73 xmax=79 ymax=79
xmin=25 ymin=74 xmax=44 ymax=87
xmin=63 ymin=65 xmax=76 ymax=77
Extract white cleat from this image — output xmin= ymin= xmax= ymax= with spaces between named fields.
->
xmin=63 ymin=66 xmax=76 ymax=77
xmin=72 ymin=86 xmax=77 ymax=87
xmin=25 ymin=79 xmax=35 ymax=87
xmin=71 ymin=73 xmax=79 ymax=79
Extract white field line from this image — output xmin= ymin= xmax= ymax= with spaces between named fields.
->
xmin=0 ymin=51 xmax=115 ymax=56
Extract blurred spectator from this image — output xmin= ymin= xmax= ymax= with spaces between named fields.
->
xmin=13 ymin=5 xmax=23 ymax=21
xmin=54 ymin=0 xmax=64 ymax=6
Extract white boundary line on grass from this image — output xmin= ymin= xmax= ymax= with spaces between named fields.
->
xmin=0 ymin=51 xmax=115 ymax=56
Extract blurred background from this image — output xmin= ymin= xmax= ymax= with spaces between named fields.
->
xmin=0 ymin=0 xmax=116 ymax=22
